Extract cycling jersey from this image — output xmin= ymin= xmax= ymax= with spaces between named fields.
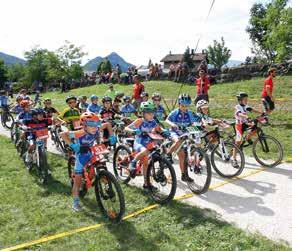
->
xmin=24 ymin=118 xmax=52 ymax=132
xmin=13 ymin=105 xmax=23 ymax=114
xmin=167 ymin=109 xmax=196 ymax=127
xmin=87 ymin=103 xmax=101 ymax=114
xmin=99 ymin=108 xmax=116 ymax=122
xmin=0 ymin=95 xmax=8 ymax=107
xmin=195 ymin=112 xmax=213 ymax=127
xmin=17 ymin=111 xmax=32 ymax=123
xmin=59 ymin=107 xmax=80 ymax=130
xmin=79 ymin=102 xmax=89 ymax=112
xmin=121 ymin=104 xmax=136 ymax=117
xmin=234 ymin=104 xmax=252 ymax=124
xmin=154 ymin=105 xmax=166 ymax=121
xmin=129 ymin=118 xmax=161 ymax=152
xmin=44 ymin=107 xmax=58 ymax=118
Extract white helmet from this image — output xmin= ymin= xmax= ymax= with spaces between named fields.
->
xmin=196 ymin=99 xmax=209 ymax=111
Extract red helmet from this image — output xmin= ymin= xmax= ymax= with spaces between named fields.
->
xmin=80 ymin=112 xmax=100 ymax=125
xmin=20 ymin=100 xmax=30 ymax=108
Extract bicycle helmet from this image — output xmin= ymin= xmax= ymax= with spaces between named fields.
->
xmin=236 ymin=92 xmax=248 ymax=101
xmin=65 ymin=95 xmax=77 ymax=103
xmin=123 ymin=95 xmax=131 ymax=102
xmin=140 ymin=92 xmax=149 ymax=98
xmin=196 ymin=99 xmax=209 ymax=111
xmin=44 ymin=98 xmax=51 ymax=103
xmin=102 ymin=96 xmax=112 ymax=103
xmin=20 ymin=100 xmax=30 ymax=108
xmin=16 ymin=95 xmax=23 ymax=102
xmin=178 ymin=93 xmax=191 ymax=105
xmin=140 ymin=101 xmax=155 ymax=113
xmin=152 ymin=92 xmax=161 ymax=101
xmin=80 ymin=112 xmax=100 ymax=125
xmin=90 ymin=94 xmax=98 ymax=101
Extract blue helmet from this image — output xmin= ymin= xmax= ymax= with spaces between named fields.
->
xmin=90 ymin=95 xmax=98 ymax=101
xmin=178 ymin=93 xmax=191 ymax=105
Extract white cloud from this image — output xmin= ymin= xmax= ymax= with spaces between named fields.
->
xmin=0 ymin=0 xmax=258 ymax=65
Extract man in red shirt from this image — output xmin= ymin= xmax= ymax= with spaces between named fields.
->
xmin=132 ymin=75 xmax=145 ymax=109
xmin=195 ymin=69 xmax=210 ymax=104
xmin=262 ymin=68 xmax=276 ymax=114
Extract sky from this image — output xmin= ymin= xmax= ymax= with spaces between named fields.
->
xmin=0 ymin=0 xmax=262 ymax=66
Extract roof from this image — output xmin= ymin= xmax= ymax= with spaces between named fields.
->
xmin=161 ymin=53 xmax=207 ymax=63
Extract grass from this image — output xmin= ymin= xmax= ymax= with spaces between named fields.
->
xmin=0 ymin=136 xmax=290 ymax=250
xmin=41 ymin=76 xmax=292 ymax=159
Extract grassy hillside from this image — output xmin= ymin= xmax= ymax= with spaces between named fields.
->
xmin=42 ymin=76 xmax=292 ymax=159
xmin=0 ymin=136 xmax=290 ymax=250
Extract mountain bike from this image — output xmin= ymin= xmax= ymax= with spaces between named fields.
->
xmin=227 ymin=115 xmax=283 ymax=167
xmin=49 ymin=124 xmax=68 ymax=154
xmin=68 ymin=144 xmax=125 ymax=222
xmin=113 ymin=132 xmax=177 ymax=204
xmin=0 ymin=105 xmax=14 ymax=129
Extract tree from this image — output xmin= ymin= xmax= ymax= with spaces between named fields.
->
xmin=0 ymin=60 xmax=8 ymax=88
xmin=206 ymin=37 xmax=231 ymax=70
xmin=246 ymin=0 xmax=291 ymax=62
xmin=183 ymin=46 xmax=193 ymax=68
xmin=245 ymin=56 xmax=252 ymax=65
xmin=6 ymin=63 xmax=26 ymax=82
xmin=97 ymin=58 xmax=112 ymax=74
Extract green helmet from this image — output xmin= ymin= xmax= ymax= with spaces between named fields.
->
xmin=140 ymin=101 xmax=155 ymax=113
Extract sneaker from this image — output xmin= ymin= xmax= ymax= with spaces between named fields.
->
xmin=129 ymin=161 xmax=137 ymax=178
xmin=232 ymin=159 xmax=239 ymax=169
xmin=143 ymin=184 xmax=158 ymax=191
xmin=181 ymin=173 xmax=194 ymax=183
xmin=72 ymin=203 xmax=83 ymax=212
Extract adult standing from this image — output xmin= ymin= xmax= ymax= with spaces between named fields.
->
xmin=132 ymin=75 xmax=144 ymax=109
xmin=195 ymin=69 xmax=210 ymax=104
xmin=262 ymin=68 xmax=276 ymax=114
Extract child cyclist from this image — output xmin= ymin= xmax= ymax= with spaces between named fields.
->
xmin=125 ymin=101 xmax=167 ymax=190
xmin=165 ymin=94 xmax=198 ymax=182
xmin=61 ymin=112 xmax=117 ymax=211
xmin=78 ymin=95 xmax=89 ymax=113
xmin=120 ymin=96 xmax=139 ymax=122
xmin=233 ymin=92 xmax=262 ymax=164
xmin=43 ymin=98 xmax=60 ymax=118
xmin=152 ymin=93 xmax=167 ymax=122
xmin=87 ymin=95 xmax=101 ymax=114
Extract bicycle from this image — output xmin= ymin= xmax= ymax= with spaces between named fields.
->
xmin=163 ymin=127 xmax=212 ymax=194
xmin=49 ymin=124 xmax=68 ymax=154
xmin=67 ymin=144 xmax=125 ymax=222
xmin=202 ymin=122 xmax=245 ymax=178
xmin=113 ymin=132 xmax=177 ymax=204
xmin=22 ymin=128 xmax=50 ymax=184
xmin=226 ymin=115 xmax=283 ymax=167
xmin=0 ymin=105 xmax=14 ymax=129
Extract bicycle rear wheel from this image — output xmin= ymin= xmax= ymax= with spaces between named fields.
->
xmin=3 ymin=112 xmax=14 ymax=129
xmin=95 ymin=170 xmax=125 ymax=223
xmin=113 ymin=145 xmax=131 ymax=184
xmin=146 ymin=157 xmax=177 ymax=204
xmin=211 ymin=142 xmax=245 ymax=178
xmin=253 ymin=135 xmax=283 ymax=167
xmin=187 ymin=147 xmax=212 ymax=194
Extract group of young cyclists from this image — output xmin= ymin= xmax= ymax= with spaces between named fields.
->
xmin=0 ymin=68 xmax=277 ymax=213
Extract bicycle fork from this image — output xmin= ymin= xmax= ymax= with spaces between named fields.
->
xmin=218 ymin=139 xmax=229 ymax=161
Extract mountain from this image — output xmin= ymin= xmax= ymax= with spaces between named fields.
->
xmin=84 ymin=52 xmax=133 ymax=72
xmin=0 ymin=52 xmax=26 ymax=65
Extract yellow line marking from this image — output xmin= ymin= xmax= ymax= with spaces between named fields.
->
xmin=286 ymin=157 xmax=292 ymax=162
xmin=2 ymin=166 xmax=268 ymax=251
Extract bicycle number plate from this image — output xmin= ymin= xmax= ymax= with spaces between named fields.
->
xmin=35 ymin=128 xmax=49 ymax=140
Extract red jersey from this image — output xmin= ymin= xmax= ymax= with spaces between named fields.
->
xmin=262 ymin=76 xmax=273 ymax=97
xmin=196 ymin=76 xmax=210 ymax=95
xmin=132 ymin=83 xmax=144 ymax=100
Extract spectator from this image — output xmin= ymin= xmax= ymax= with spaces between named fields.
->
xmin=262 ymin=68 xmax=276 ymax=114
xmin=168 ymin=63 xmax=175 ymax=80
xmin=174 ymin=61 xmax=183 ymax=82
xmin=132 ymin=75 xmax=145 ymax=109
xmin=195 ymin=69 xmax=210 ymax=103
xmin=105 ymin=83 xmax=118 ymax=100
xmin=127 ymin=67 xmax=133 ymax=84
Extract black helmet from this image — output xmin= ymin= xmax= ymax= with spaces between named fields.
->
xmin=44 ymin=98 xmax=51 ymax=103
xmin=236 ymin=92 xmax=248 ymax=101
xmin=66 ymin=95 xmax=77 ymax=103
xmin=123 ymin=95 xmax=131 ymax=102
xmin=102 ymin=96 xmax=112 ymax=103
xmin=178 ymin=93 xmax=191 ymax=105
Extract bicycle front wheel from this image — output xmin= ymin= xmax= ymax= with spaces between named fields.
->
xmin=113 ymin=145 xmax=132 ymax=184
xmin=253 ymin=135 xmax=283 ymax=167
xmin=211 ymin=142 xmax=245 ymax=178
xmin=3 ymin=112 xmax=14 ymax=129
xmin=95 ymin=170 xmax=125 ymax=223
xmin=146 ymin=157 xmax=177 ymax=204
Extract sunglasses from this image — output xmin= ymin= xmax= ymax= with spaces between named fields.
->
xmin=85 ymin=121 xmax=101 ymax=127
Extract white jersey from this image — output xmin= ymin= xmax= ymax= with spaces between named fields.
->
xmin=234 ymin=104 xmax=252 ymax=124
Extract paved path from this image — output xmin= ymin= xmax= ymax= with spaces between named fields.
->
xmin=1 ymin=125 xmax=291 ymax=246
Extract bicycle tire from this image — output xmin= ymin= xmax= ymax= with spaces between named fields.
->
xmin=113 ymin=145 xmax=132 ymax=184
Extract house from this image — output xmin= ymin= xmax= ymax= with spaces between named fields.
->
xmin=160 ymin=50 xmax=207 ymax=71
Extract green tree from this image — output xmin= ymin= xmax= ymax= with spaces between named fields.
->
xmin=6 ymin=63 xmax=26 ymax=82
xmin=97 ymin=58 xmax=112 ymax=74
xmin=0 ymin=60 xmax=8 ymax=88
xmin=206 ymin=37 xmax=231 ymax=70
xmin=183 ymin=46 xmax=193 ymax=68
xmin=246 ymin=0 xmax=291 ymax=62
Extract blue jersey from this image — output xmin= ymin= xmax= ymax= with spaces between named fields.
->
xmin=167 ymin=109 xmax=196 ymax=127
xmin=0 ymin=95 xmax=8 ymax=107
xmin=17 ymin=111 xmax=32 ymax=123
xmin=155 ymin=105 xmax=166 ymax=121
xmin=13 ymin=105 xmax=24 ymax=114
xmin=121 ymin=104 xmax=136 ymax=117
xmin=87 ymin=103 xmax=101 ymax=114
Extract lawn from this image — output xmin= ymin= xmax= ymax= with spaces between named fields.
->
xmin=42 ymin=76 xmax=292 ymax=160
xmin=0 ymin=136 xmax=290 ymax=250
